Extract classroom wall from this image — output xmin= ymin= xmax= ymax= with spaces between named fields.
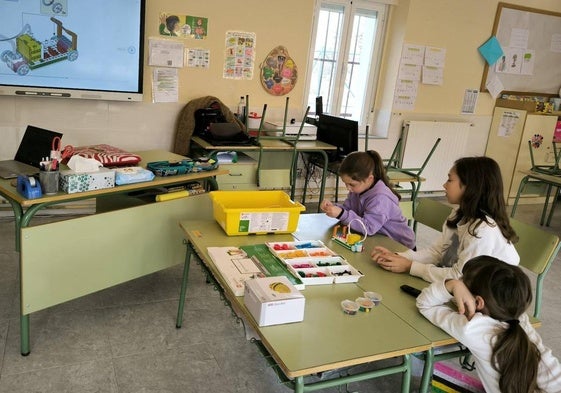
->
xmin=1 ymin=0 xmax=560 ymax=165
xmin=373 ymin=0 xmax=561 ymax=159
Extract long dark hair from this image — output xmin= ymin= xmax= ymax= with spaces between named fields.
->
xmin=462 ymin=256 xmax=540 ymax=393
xmin=338 ymin=150 xmax=401 ymax=199
xmin=447 ymin=156 xmax=518 ymax=243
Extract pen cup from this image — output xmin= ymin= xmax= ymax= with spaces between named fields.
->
xmin=39 ymin=171 xmax=60 ymax=195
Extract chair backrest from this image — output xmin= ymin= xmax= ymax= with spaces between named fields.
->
xmin=400 ymin=137 xmax=441 ymax=177
xmin=510 ymin=218 xmax=561 ymax=318
xmin=384 ymin=138 xmax=403 ymax=170
xmin=528 ymin=140 xmax=561 ymax=175
xmin=413 ymin=197 xmax=453 ymax=232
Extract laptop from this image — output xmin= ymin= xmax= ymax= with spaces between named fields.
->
xmin=0 ymin=125 xmax=63 ymax=179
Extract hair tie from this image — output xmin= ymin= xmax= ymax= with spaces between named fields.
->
xmin=506 ymin=319 xmax=520 ymax=328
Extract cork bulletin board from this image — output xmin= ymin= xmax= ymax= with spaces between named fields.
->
xmin=480 ymin=2 xmax=561 ymax=96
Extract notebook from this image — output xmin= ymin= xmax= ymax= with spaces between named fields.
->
xmin=0 ymin=125 xmax=63 ymax=179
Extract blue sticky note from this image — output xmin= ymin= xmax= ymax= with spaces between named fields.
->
xmin=478 ymin=36 xmax=503 ymax=65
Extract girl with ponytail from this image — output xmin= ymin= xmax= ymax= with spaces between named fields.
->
xmin=320 ymin=150 xmax=415 ymax=249
xmin=417 ymin=255 xmax=561 ymax=392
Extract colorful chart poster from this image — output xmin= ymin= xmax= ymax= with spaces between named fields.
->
xmin=223 ymin=31 xmax=256 ymax=80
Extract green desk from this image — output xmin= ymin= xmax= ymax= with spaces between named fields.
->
xmin=176 ymin=213 xmax=432 ymax=393
xmin=191 ymin=136 xmax=336 ymax=211
xmin=0 ymin=150 xmax=227 ymax=356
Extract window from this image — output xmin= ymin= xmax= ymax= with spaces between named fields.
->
xmin=304 ymin=0 xmax=388 ymax=133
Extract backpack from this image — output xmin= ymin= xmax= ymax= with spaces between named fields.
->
xmin=194 ymin=102 xmax=227 ymax=136
xmin=193 ymin=101 xmax=254 ymax=146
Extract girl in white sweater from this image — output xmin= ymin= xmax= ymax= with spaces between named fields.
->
xmin=371 ymin=156 xmax=519 ymax=282
xmin=417 ymin=256 xmax=561 ymax=393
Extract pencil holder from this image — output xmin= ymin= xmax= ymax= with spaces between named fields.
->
xmin=332 ymin=219 xmax=368 ymax=252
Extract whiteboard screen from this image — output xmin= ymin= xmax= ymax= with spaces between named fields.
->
xmin=481 ymin=3 xmax=561 ymax=95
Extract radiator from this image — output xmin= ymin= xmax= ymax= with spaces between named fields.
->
xmin=400 ymin=120 xmax=471 ymax=192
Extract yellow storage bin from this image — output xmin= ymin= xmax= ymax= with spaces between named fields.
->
xmin=209 ymin=191 xmax=306 ymax=236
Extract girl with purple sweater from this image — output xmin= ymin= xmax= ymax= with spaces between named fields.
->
xmin=320 ymin=150 xmax=415 ymax=249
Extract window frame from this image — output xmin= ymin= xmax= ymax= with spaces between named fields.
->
xmin=303 ymin=0 xmax=388 ymax=135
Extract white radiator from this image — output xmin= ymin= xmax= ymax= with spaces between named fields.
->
xmin=401 ymin=120 xmax=471 ymax=192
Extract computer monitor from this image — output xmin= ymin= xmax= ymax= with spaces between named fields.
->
xmin=317 ymin=114 xmax=359 ymax=162
xmin=315 ymin=96 xmax=323 ymax=116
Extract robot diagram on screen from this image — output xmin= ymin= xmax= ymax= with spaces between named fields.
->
xmin=0 ymin=17 xmax=78 ymax=76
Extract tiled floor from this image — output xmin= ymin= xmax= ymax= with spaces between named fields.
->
xmin=0 ymin=200 xmax=559 ymax=393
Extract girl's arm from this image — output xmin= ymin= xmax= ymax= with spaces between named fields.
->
xmin=339 ymin=196 xmax=395 ymax=235
xmin=403 ymin=224 xmax=458 ymax=282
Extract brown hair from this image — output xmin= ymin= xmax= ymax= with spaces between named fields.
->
xmin=463 ymin=256 xmax=540 ymax=393
xmin=338 ymin=150 xmax=401 ymax=199
xmin=447 ymin=156 xmax=517 ymax=243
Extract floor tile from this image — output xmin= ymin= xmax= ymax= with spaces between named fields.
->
xmin=0 ymin=359 xmax=118 ymax=393
xmin=2 ymin=308 xmax=112 ymax=375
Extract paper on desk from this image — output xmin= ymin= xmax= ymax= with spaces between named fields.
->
xmin=67 ymin=155 xmax=103 ymax=173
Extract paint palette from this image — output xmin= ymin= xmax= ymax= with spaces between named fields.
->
xmin=266 ymin=241 xmax=363 ymax=285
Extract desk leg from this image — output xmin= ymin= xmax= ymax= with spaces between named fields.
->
xmin=511 ymin=176 xmax=529 ymax=218
xmin=5 ymin=198 xmax=23 ymax=251
xmin=17 ymin=202 xmax=48 ymax=355
xmin=294 ymin=376 xmax=304 ymax=393
xmin=20 ymin=315 xmax=30 ymax=356
xmin=401 ymin=354 xmax=411 ymax=393
xmin=540 ymin=184 xmax=554 ymax=225
xmin=176 ymin=240 xmax=193 ymax=329
xmin=418 ymin=347 xmax=434 ymax=393
xmin=318 ymin=151 xmax=329 ymax=213
xmin=546 ymin=187 xmax=560 ymax=226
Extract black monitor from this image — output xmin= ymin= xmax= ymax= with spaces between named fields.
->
xmin=317 ymin=114 xmax=358 ymax=162
xmin=315 ymin=96 xmax=323 ymax=116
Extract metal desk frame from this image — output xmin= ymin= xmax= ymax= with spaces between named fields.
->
xmin=0 ymin=150 xmax=226 ymax=356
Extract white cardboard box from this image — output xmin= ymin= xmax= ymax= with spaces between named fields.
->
xmin=244 ymin=276 xmax=305 ymax=327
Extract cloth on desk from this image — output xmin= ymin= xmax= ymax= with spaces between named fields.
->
xmin=173 ymin=96 xmax=245 ymax=156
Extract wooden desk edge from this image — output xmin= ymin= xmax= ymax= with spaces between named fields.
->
xmin=2 ymin=168 xmax=228 ymax=208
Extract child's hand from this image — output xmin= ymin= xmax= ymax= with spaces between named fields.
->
xmin=371 ymin=246 xmax=390 ymax=262
xmin=320 ymin=199 xmax=332 ymax=212
xmin=445 ymin=279 xmax=476 ymax=320
xmin=372 ymin=247 xmax=412 ymax=273
xmin=320 ymin=199 xmax=342 ymax=218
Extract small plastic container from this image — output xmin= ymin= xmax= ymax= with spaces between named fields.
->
xmin=363 ymin=291 xmax=383 ymax=306
xmin=341 ymin=300 xmax=360 ymax=315
xmin=355 ymin=297 xmax=375 ymax=312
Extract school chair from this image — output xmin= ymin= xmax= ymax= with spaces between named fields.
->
xmin=412 ymin=197 xmax=453 ymax=234
xmin=511 ymin=141 xmax=561 ymax=226
xmin=386 ymin=138 xmax=441 ymax=216
xmin=384 ymin=138 xmax=403 ymax=170
xmin=418 ymin=214 xmax=561 ymax=393
xmin=399 ymin=200 xmax=414 ymax=228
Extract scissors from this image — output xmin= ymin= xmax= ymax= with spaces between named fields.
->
xmin=60 ymin=145 xmax=74 ymax=162
xmin=51 ymin=136 xmax=62 ymax=152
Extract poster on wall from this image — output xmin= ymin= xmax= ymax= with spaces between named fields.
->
xmin=159 ymin=13 xmax=208 ymax=39
xmin=187 ymin=48 xmax=210 ymax=68
xmin=223 ymin=31 xmax=256 ymax=80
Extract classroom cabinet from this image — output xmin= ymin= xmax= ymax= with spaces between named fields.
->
xmin=215 ymin=153 xmax=259 ymax=190
xmin=485 ymin=100 xmax=559 ymax=205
